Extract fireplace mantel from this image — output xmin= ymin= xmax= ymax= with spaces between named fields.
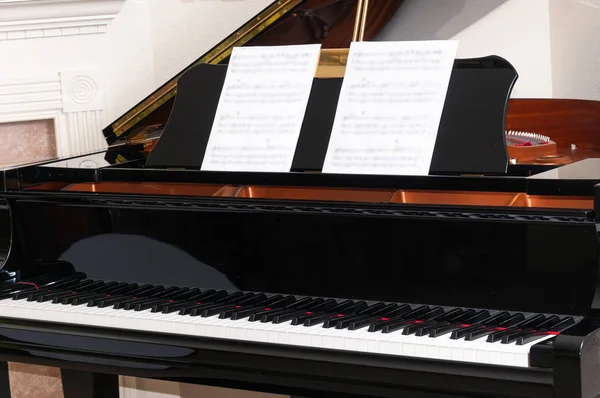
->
xmin=0 ymin=0 xmax=125 ymax=40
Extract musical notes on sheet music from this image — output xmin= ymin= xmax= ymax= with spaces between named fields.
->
xmin=202 ymin=44 xmax=321 ymax=172
xmin=323 ymin=40 xmax=458 ymax=176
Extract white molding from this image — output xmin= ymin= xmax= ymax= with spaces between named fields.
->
xmin=0 ymin=72 xmax=107 ymax=157
xmin=0 ymin=0 xmax=125 ymax=40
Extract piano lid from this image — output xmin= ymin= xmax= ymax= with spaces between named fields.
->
xmin=101 ymin=0 xmax=403 ymax=147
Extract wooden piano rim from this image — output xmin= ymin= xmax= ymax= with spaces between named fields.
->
xmin=24 ymin=181 xmax=594 ymax=210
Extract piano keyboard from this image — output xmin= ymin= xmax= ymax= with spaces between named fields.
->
xmin=0 ymin=278 xmax=577 ymax=368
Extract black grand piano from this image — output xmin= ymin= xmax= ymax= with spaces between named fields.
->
xmin=2 ymin=1 xmax=600 ymax=397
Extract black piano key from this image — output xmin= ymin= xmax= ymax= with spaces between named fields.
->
xmin=102 ymin=283 xmax=139 ymax=296
xmin=481 ymin=311 xmax=511 ymax=326
xmin=13 ymin=277 xmax=83 ymax=300
xmin=298 ymin=300 xmax=365 ymax=326
xmin=183 ymin=292 xmax=244 ymax=316
xmin=347 ymin=304 xmax=409 ymax=331
xmin=73 ymin=280 xmax=105 ymax=292
xmin=292 ymin=300 xmax=353 ymax=326
xmin=533 ymin=315 xmax=561 ymax=330
xmin=60 ymin=291 xmax=100 ymax=305
xmin=69 ymin=282 xmax=133 ymax=305
xmin=125 ymin=284 xmax=160 ymax=297
xmin=461 ymin=312 xmax=513 ymax=341
xmin=199 ymin=293 xmax=259 ymax=317
xmin=429 ymin=322 xmax=464 ymax=338
xmin=401 ymin=308 xmax=445 ymax=335
xmin=215 ymin=294 xmax=269 ymax=319
xmin=441 ymin=310 xmax=492 ymax=339
xmin=304 ymin=313 xmax=345 ymax=327
xmin=57 ymin=281 xmax=113 ymax=304
xmin=149 ymin=291 xmax=202 ymax=313
xmin=500 ymin=314 xmax=559 ymax=344
xmin=159 ymin=300 xmax=200 ymax=314
xmin=271 ymin=309 xmax=307 ymax=324
xmin=13 ymin=289 xmax=45 ymax=300
xmin=412 ymin=309 xmax=466 ymax=336
xmin=415 ymin=321 xmax=449 ymax=337
xmin=486 ymin=327 xmax=518 ymax=343
xmin=245 ymin=296 xmax=296 ymax=321
xmin=460 ymin=310 xmax=492 ymax=325
xmin=358 ymin=302 xmax=388 ymax=315
xmin=381 ymin=319 xmax=419 ymax=334
xmin=71 ymin=292 xmax=113 ymax=306
xmin=465 ymin=313 xmax=525 ymax=341
xmin=258 ymin=307 xmax=296 ymax=323
xmin=37 ymin=290 xmax=75 ymax=302
xmin=368 ymin=306 xmax=430 ymax=332
xmin=501 ymin=329 xmax=533 ymax=344
xmin=259 ymin=297 xmax=316 ymax=322
xmin=498 ymin=313 xmax=526 ymax=327
xmin=200 ymin=303 xmax=239 ymax=318
xmin=548 ymin=317 xmax=576 ymax=332
xmin=230 ymin=306 xmax=270 ymax=320
xmin=93 ymin=295 xmax=131 ymax=308
xmin=486 ymin=314 xmax=546 ymax=343
xmin=0 ymin=284 xmax=38 ymax=300
xmin=324 ymin=313 xmax=364 ymax=329
xmin=208 ymin=292 xmax=271 ymax=318
xmin=263 ymin=295 xmax=296 ymax=308
xmin=2 ymin=282 xmax=39 ymax=294
xmin=464 ymin=326 xmax=494 ymax=341
xmin=93 ymin=281 xmax=120 ymax=292
xmin=519 ymin=314 xmax=548 ymax=328
xmin=168 ymin=288 xmax=198 ymax=301
xmin=135 ymin=298 xmax=173 ymax=312
xmin=158 ymin=290 xmax=224 ymax=314
xmin=266 ymin=298 xmax=326 ymax=323
xmin=148 ymin=286 xmax=179 ymax=298
xmin=26 ymin=286 xmax=70 ymax=301
xmin=515 ymin=330 xmax=556 ymax=346
xmin=119 ymin=296 xmax=161 ymax=310
xmin=450 ymin=325 xmax=482 ymax=340
xmin=348 ymin=316 xmax=387 ymax=331
xmin=515 ymin=317 xmax=576 ymax=346
xmin=335 ymin=314 xmax=378 ymax=330
xmin=402 ymin=320 xmax=438 ymax=335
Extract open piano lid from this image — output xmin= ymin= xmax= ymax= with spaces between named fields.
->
xmin=101 ymin=0 xmax=404 ymax=147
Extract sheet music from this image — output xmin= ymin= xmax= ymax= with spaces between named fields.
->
xmin=322 ymin=40 xmax=458 ymax=175
xmin=201 ymin=44 xmax=321 ymax=172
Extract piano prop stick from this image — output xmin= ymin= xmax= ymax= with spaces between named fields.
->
xmin=201 ymin=44 xmax=321 ymax=172
xmin=322 ymin=40 xmax=458 ymax=176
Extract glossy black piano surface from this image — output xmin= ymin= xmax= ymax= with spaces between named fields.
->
xmin=1 ymin=143 xmax=600 ymax=398
xmin=2 ymin=4 xmax=600 ymax=396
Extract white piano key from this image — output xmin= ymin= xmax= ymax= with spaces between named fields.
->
xmin=0 ymin=298 xmax=557 ymax=368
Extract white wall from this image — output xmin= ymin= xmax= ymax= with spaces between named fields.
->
xmin=549 ymin=0 xmax=600 ymax=100
xmin=105 ymin=0 xmax=272 ymax=123
xmin=0 ymin=0 xmax=273 ymax=157
xmin=376 ymin=0 xmax=553 ymax=98
xmin=377 ymin=0 xmax=600 ymax=101
xmin=105 ymin=0 xmax=272 ymax=124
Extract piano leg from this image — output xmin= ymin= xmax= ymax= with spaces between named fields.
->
xmin=60 ymin=369 xmax=118 ymax=398
xmin=0 ymin=361 xmax=10 ymax=397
